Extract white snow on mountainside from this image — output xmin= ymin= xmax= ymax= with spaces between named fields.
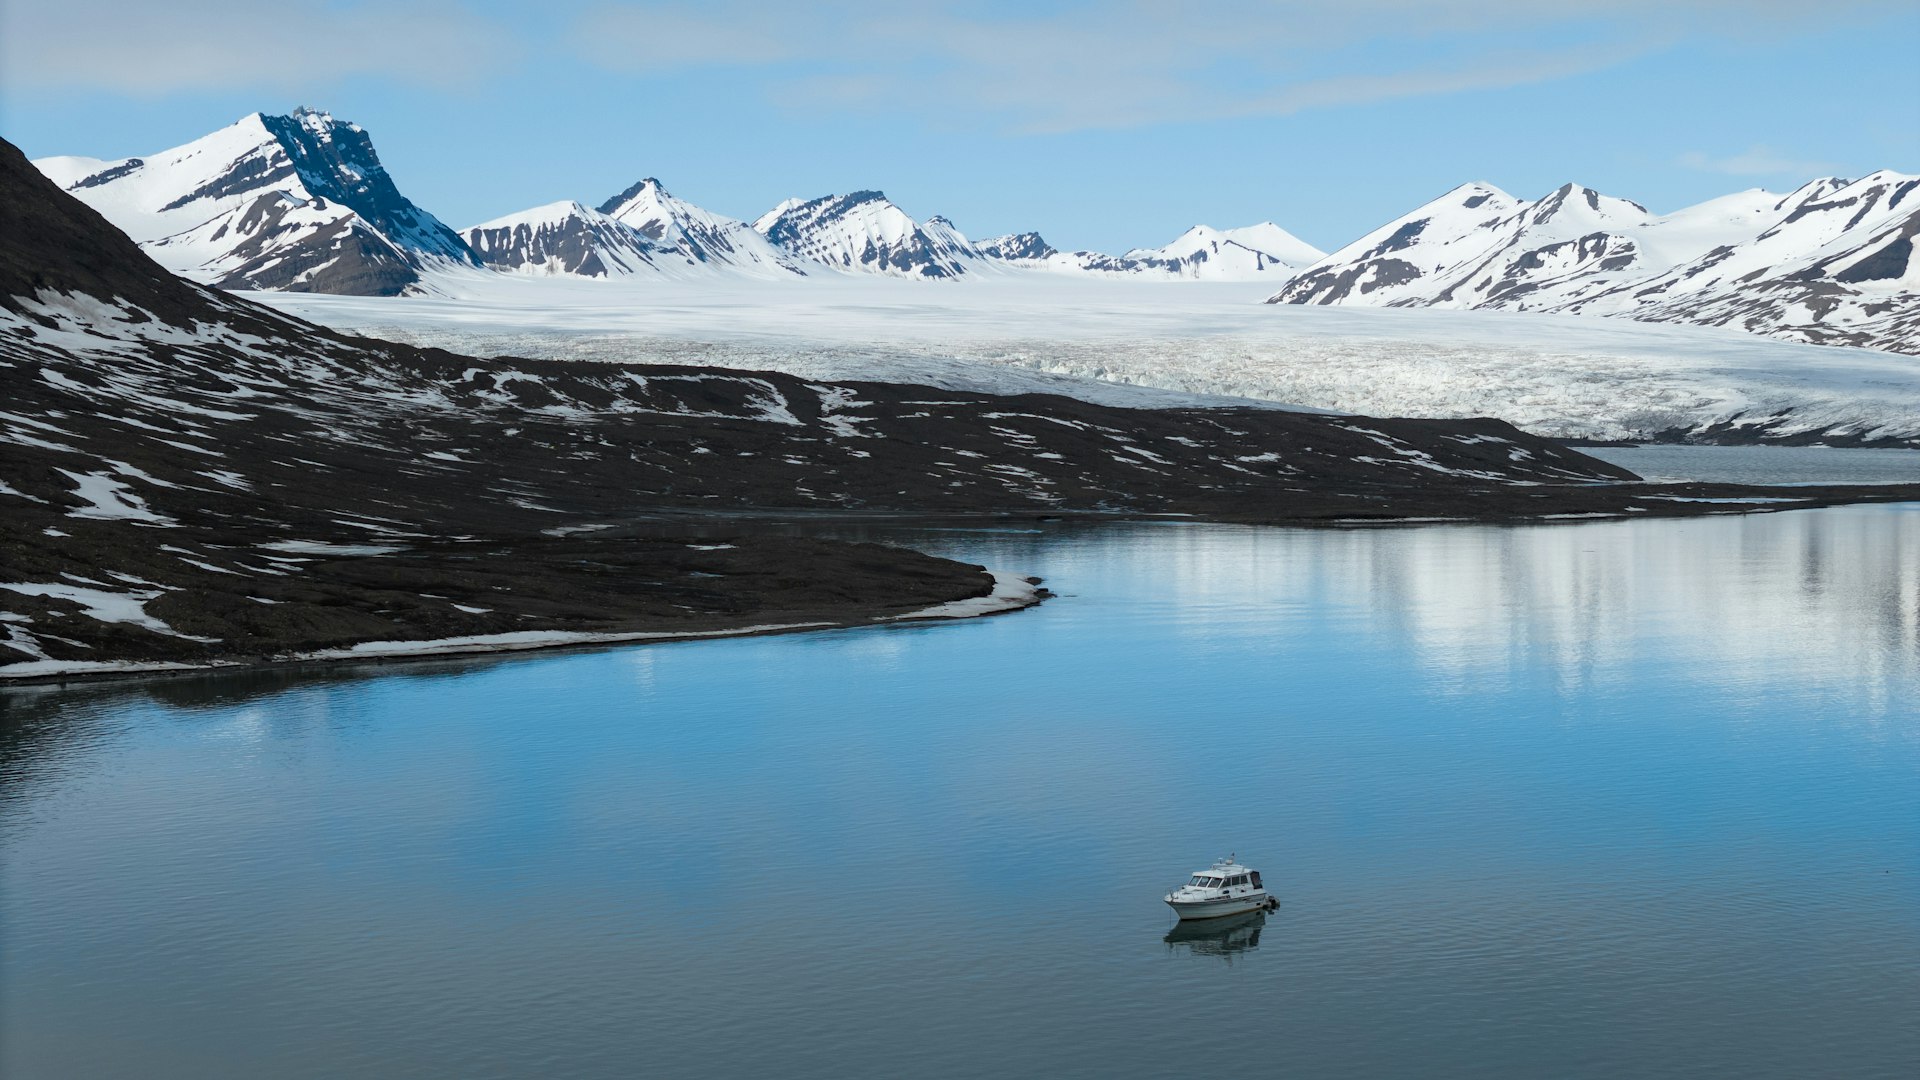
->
xmin=598 ymin=178 xmax=807 ymax=276
xmin=254 ymin=276 xmax=1920 ymax=448
xmin=34 ymin=109 xmax=477 ymax=296
xmin=1564 ymin=171 xmax=1920 ymax=350
xmin=1217 ymin=223 xmax=1328 ymax=266
xmin=751 ymin=190 xmax=980 ymax=278
xmin=1270 ymin=174 xmax=1920 ymax=353
xmin=1121 ymin=223 xmax=1326 ymax=279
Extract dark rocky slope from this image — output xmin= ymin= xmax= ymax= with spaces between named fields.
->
xmin=5 ymin=137 xmax=1914 ymax=678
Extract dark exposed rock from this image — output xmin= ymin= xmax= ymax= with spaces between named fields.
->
xmin=1834 ymin=234 xmax=1911 ymax=283
xmin=255 ymin=108 xmax=474 ymax=263
xmin=70 ymin=157 xmax=145 ymax=190
xmin=0 ymin=142 xmax=199 ymax=319
xmin=1278 ymin=257 xmax=1425 ymax=304
xmin=158 ymin=151 xmax=299 ymax=212
xmin=463 ymin=204 xmax=661 ymax=278
xmin=193 ymin=194 xmax=421 ymax=296
xmin=976 ymin=232 xmax=1057 ymax=261
xmin=598 ymin=177 xmax=665 ymax=217
xmin=1365 ymin=220 xmax=1429 ymax=258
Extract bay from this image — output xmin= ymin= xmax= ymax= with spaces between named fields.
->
xmin=4 ymin=494 xmax=1917 ymax=1079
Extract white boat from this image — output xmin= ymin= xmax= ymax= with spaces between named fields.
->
xmin=1164 ymin=855 xmax=1276 ymax=921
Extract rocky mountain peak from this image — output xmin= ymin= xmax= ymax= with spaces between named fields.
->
xmin=252 ymin=110 xmax=472 ymax=263
xmin=598 ymin=177 xmax=671 ymax=216
xmin=975 ymin=232 xmax=1057 ymax=261
xmin=752 ymin=190 xmax=974 ymax=278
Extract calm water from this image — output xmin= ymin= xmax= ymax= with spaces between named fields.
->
xmin=1585 ymin=444 xmax=1920 ymax=485
xmin=4 ymin=502 xmax=1918 ymax=1078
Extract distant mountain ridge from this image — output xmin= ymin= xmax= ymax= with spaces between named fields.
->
xmin=32 ymin=110 xmax=1323 ymax=288
xmin=1268 ymin=175 xmax=1920 ymax=352
xmin=29 ymin=109 xmax=1918 ymax=353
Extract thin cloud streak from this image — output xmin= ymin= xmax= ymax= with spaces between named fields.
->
xmin=4 ymin=0 xmax=1901 ymax=132
xmin=570 ymin=0 xmax=1884 ymax=134
xmin=0 ymin=0 xmax=513 ymax=95
xmin=1678 ymin=147 xmax=1841 ymax=177
xmin=1020 ymin=41 xmax=1674 ymax=134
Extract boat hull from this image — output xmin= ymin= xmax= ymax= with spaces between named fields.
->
xmin=1165 ymin=892 xmax=1271 ymax=920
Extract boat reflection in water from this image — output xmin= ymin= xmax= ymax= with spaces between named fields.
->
xmin=1164 ymin=908 xmax=1270 ymax=959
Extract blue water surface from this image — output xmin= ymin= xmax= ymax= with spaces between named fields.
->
xmin=3 ymin=501 xmax=1917 ymax=1079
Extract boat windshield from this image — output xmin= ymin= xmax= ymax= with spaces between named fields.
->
xmin=1188 ymin=876 xmax=1209 ymax=886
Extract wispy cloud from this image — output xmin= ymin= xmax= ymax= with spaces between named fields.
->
xmin=3 ymin=0 xmax=1905 ymax=138
xmin=1678 ymin=146 xmax=1840 ymax=176
xmin=0 ymin=0 xmax=513 ymax=95
xmin=568 ymin=0 xmax=1897 ymax=133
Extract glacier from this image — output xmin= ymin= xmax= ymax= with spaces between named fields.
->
xmin=253 ymin=275 xmax=1920 ymax=447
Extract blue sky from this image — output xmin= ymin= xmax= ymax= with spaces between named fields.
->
xmin=3 ymin=0 xmax=1915 ymax=253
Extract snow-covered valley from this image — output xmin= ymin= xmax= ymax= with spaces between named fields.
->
xmin=259 ymin=275 xmax=1920 ymax=447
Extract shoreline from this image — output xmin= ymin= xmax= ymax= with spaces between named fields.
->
xmin=0 ymin=571 xmax=1045 ymax=687
xmin=13 ymin=486 xmax=1920 ymax=689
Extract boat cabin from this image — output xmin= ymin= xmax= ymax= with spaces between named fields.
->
xmin=1182 ymin=864 xmax=1259 ymax=891
xmin=1181 ymin=860 xmax=1263 ymax=893
xmin=1165 ymin=855 xmax=1274 ymax=919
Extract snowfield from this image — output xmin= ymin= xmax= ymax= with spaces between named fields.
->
xmin=255 ymin=275 xmax=1920 ymax=445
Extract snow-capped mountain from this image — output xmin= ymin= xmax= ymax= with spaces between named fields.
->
xmin=975 ymin=232 xmax=1057 ymax=261
xmin=1270 ymin=174 xmax=1919 ymax=352
xmin=1121 ymin=223 xmax=1325 ymax=279
xmin=34 ymin=108 xmax=477 ymax=295
xmin=463 ymin=201 xmax=666 ymax=278
xmin=752 ymin=191 xmax=979 ymax=278
xmin=967 ymin=222 xmax=1322 ymax=280
xmin=1267 ymin=181 xmax=1623 ymax=307
xmin=599 ymin=178 xmax=806 ymax=276
xmin=1558 ymin=171 xmax=1920 ymax=349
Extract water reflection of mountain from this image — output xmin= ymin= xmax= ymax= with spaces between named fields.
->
xmin=1395 ymin=508 xmax=1910 ymax=688
xmin=1108 ymin=505 xmax=1918 ymax=704
xmin=1165 ymin=910 xmax=1267 ymax=959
